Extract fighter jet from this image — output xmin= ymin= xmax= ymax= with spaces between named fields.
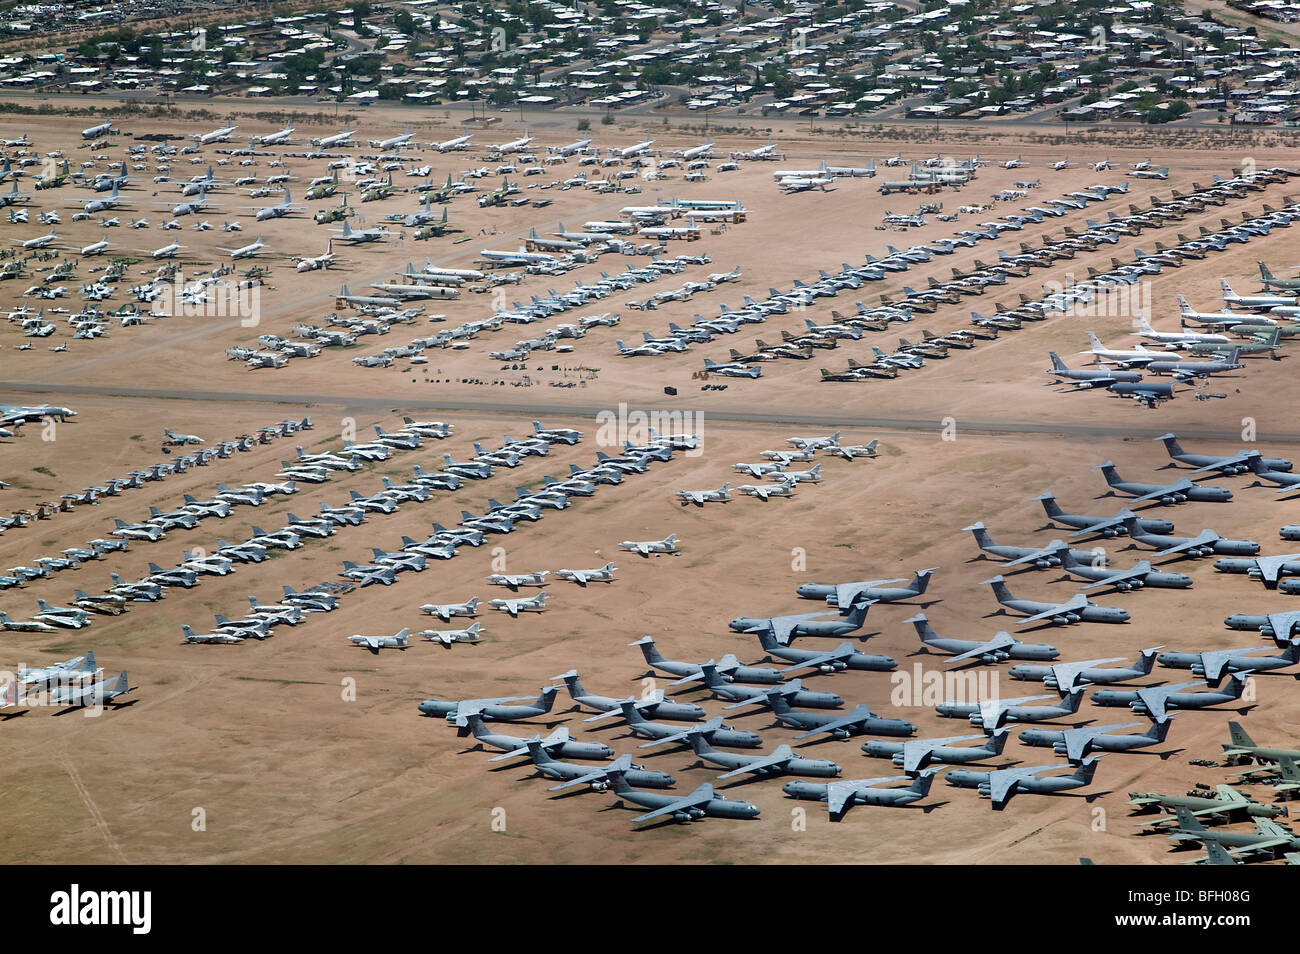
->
xmin=675 ymin=483 xmax=731 ymax=507
xmin=420 ymin=623 xmax=482 ymax=647
xmin=554 ymin=563 xmax=616 ymax=586
xmin=182 ymin=625 xmax=244 ymax=645
xmin=783 ymin=772 xmax=937 ymax=820
xmin=981 ymin=576 xmax=1130 ymax=626
xmin=49 ymin=670 xmax=133 ymax=709
xmin=420 ymin=597 xmax=480 ymax=622
xmin=908 ymin=613 xmax=1059 ymax=663
xmin=488 ymin=591 xmax=549 ymax=617
xmin=348 ymin=628 xmax=410 ymax=653
xmin=0 ymin=611 xmax=58 ymax=632
xmin=486 ymin=570 xmax=548 ymax=591
xmin=1020 ymin=719 xmax=1172 ymax=763
xmin=946 ymin=758 xmax=1102 ymax=810
xmin=619 ymin=534 xmax=680 ymax=557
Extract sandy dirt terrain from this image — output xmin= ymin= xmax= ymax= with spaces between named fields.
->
xmin=3 ymin=108 xmax=1300 ymax=865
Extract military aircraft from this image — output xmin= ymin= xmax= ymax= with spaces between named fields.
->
xmin=49 ymin=670 xmax=133 ymax=709
xmin=675 ymin=483 xmax=731 ymax=507
xmin=981 ymin=576 xmax=1130 ymax=626
xmin=417 ymin=685 xmax=558 ymax=726
xmin=628 ymin=708 xmax=763 ymax=750
xmin=554 ymin=563 xmax=616 ymax=586
xmin=348 ymin=628 xmax=410 ymax=653
xmin=619 ymin=534 xmax=680 ymax=557
xmin=488 ymin=591 xmax=549 ymax=617
xmin=420 ymin=623 xmax=481 ymax=647
xmin=862 ymin=729 xmax=1010 ymax=772
xmin=796 ymin=568 xmax=937 ymax=609
xmin=559 ymin=671 xmax=705 ymax=721
xmin=486 ymin=570 xmax=548 ymax=591
xmin=1092 ymin=672 xmax=1252 ymax=720
xmin=783 ymin=772 xmax=937 ymax=820
xmin=1094 ymin=462 xmax=1232 ymax=505
xmin=1170 ymin=808 xmax=1300 ymax=860
xmin=1009 ymin=647 xmax=1162 ymax=689
xmin=701 ymin=740 xmax=841 ymax=781
xmin=1020 ymin=719 xmax=1172 ymax=762
xmin=17 ymin=652 xmax=99 ymax=687
xmin=729 ymin=603 xmax=872 ymax=646
xmin=770 ymin=697 xmax=915 ymax=740
xmin=947 ymin=758 xmax=1102 ymax=810
xmin=938 ymin=687 xmax=1085 ymax=729
xmin=1128 ymin=783 xmax=1286 ymax=825
xmin=908 ymin=613 xmax=1059 ymax=663
xmin=460 ymin=717 xmax=610 ymax=761
xmin=182 ymin=625 xmax=245 ymax=645
xmin=1221 ymin=721 xmax=1300 ymax=765
xmin=1158 ymin=642 xmax=1298 ymax=681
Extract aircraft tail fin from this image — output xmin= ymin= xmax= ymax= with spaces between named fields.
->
xmin=1226 ymin=720 xmax=1255 ymax=751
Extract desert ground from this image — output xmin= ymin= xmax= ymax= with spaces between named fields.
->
xmin=3 ymin=106 xmax=1300 ymax=864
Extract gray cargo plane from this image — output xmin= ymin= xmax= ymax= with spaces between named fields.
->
xmin=1054 ymin=551 xmax=1192 ymax=591
xmin=964 ymin=522 xmax=1104 ymax=568
xmin=690 ymin=738 xmax=842 ymax=781
xmin=499 ymin=745 xmax=674 ymax=789
xmin=602 ymin=775 xmax=760 ymax=826
xmin=946 ymin=758 xmax=1102 ymax=810
xmin=862 ymin=729 xmax=1011 ymax=772
xmin=1092 ymin=672 xmax=1252 ymax=720
xmin=783 ymin=772 xmax=937 ymax=820
xmin=938 ymin=687 xmax=1086 ymax=728
xmin=1115 ymin=515 xmax=1258 ymax=559
xmin=728 ymin=602 xmax=872 ymax=646
xmin=767 ymin=695 xmax=915 ymax=740
xmin=691 ymin=665 xmax=843 ymax=709
xmin=555 ymin=671 xmax=705 ymax=721
xmin=1158 ymin=642 xmax=1299 ymax=681
xmin=1094 ymin=461 xmax=1233 ymax=504
xmin=908 ymin=613 xmax=1059 ymax=662
xmin=981 ymin=576 xmax=1130 ymax=626
xmin=418 ymin=685 xmax=558 ymax=726
xmin=760 ymin=634 xmax=898 ymax=674
xmin=631 ymin=710 xmax=763 ymax=749
xmin=1009 ymin=648 xmax=1162 ymax=689
xmin=1155 ymin=434 xmax=1291 ymax=474
xmin=1033 ymin=492 xmax=1174 ymax=537
xmin=796 ymin=568 xmax=937 ymax=609
xmin=1020 ymin=719 xmax=1172 ymax=762
xmin=460 ymin=716 xmax=613 ymax=761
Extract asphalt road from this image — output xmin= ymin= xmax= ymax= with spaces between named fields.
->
xmin=1 ymin=379 xmax=1295 ymax=444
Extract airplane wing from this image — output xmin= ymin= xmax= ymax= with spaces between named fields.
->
xmin=1133 ymin=685 xmax=1186 ymax=721
xmin=716 ymin=747 xmax=792 ymax=780
xmin=630 ymin=783 xmax=715 ymax=824
xmin=947 ymin=632 xmax=1017 ymax=663
xmin=1253 ymin=555 xmax=1300 ymax=584
xmin=1061 ymin=727 xmax=1093 ymax=763
xmin=1050 ymin=657 xmax=1127 ymax=690
xmin=987 ymin=770 xmax=1026 ymax=810
xmin=778 ymin=645 xmax=854 ymax=674
xmin=1068 ymin=513 xmax=1132 ymax=538
xmin=793 ymin=706 xmax=871 ymax=739
xmin=834 ymin=579 xmax=904 ymax=607
xmin=1001 ymin=547 xmax=1060 ymax=568
xmin=1186 ymin=453 xmax=1253 ymax=475
xmin=1151 ymin=530 xmax=1220 ymax=558
xmin=1267 ymin=611 xmax=1300 ymax=641
xmin=1126 ymin=479 xmax=1194 ymax=505
xmin=1015 ymin=593 xmax=1090 ymax=625
xmin=547 ymin=764 xmax=616 ymax=791
xmin=1080 ymin=562 xmax=1152 ymax=591
xmin=824 ymin=779 xmax=905 ymax=818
